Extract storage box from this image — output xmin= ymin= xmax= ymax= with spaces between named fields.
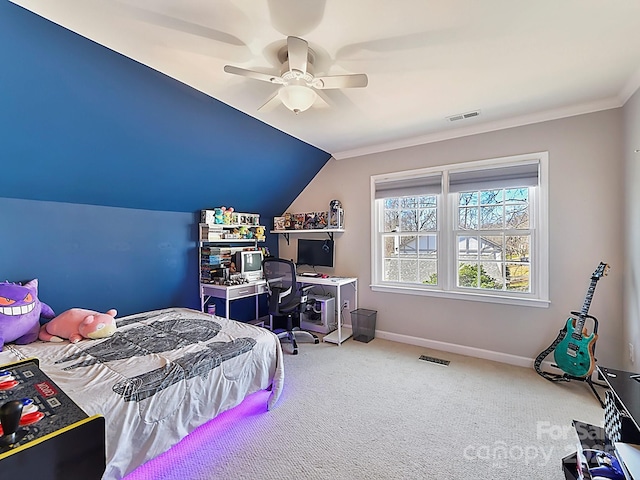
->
xmin=273 ymin=217 xmax=285 ymax=230
xmin=350 ymin=308 xmax=377 ymax=343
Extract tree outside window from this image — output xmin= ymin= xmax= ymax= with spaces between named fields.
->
xmin=382 ymin=195 xmax=437 ymax=284
xmin=456 ymin=187 xmax=530 ymax=292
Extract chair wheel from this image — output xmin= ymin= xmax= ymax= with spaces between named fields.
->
xmin=292 ymin=349 xmax=298 ymax=355
xmin=314 ymin=339 xmax=319 ymax=344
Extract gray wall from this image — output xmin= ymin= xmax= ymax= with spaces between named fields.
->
xmin=624 ymin=88 xmax=640 ymax=371
xmin=282 ymin=108 xmax=627 ymax=369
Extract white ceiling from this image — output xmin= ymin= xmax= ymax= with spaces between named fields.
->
xmin=10 ymin=0 xmax=640 ymax=159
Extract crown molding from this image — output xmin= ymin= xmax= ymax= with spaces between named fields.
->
xmin=620 ymin=66 xmax=640 ymax=104
xmin=332 ymin=96 xmax=625 ymax=161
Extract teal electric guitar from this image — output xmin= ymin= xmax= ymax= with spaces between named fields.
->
xmin=553 ymin=262 xmax=610 ymax=378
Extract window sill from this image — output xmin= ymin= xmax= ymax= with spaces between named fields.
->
xmin=370 ymin=283 xmax=550 ymax=308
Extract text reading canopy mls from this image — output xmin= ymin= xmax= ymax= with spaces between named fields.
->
xmin=297 ymin=239 xmax=334 ymax=268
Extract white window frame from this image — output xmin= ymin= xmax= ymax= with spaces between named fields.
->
xmin=371 ymin=152 xmax=549 ymax=308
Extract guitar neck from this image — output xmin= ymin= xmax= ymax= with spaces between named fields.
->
xmin=580 ymin=281 xmax=598 ymax=317
xmin=573 ymin=279 xmax=599 ymax=337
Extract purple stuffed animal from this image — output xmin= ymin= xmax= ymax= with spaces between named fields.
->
xmin=0 ymin=279 xmax=55 ymax=351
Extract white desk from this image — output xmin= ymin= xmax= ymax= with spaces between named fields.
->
xmin=200 ymin=280 xmax=266 ymax=321
xmin=295 ymin=275 xmax=358 ymax=345
xmin=202 ymin=276 xmax=358 ymax=345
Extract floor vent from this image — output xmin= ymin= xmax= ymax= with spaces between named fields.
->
xmin=418 ymin=355 xmax=450 ymax=366
xmin=446 ymin=110 xmax=481 ymax=122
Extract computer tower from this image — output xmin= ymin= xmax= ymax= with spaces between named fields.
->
xmin=300 ymin=295 xmax=336 ymax=334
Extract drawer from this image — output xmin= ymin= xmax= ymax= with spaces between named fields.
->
xmin=228 ymin=283 xmax=266 ymax=299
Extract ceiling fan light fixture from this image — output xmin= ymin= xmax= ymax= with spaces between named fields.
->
xmin=278 ymin=85 xmax=317 ymax=114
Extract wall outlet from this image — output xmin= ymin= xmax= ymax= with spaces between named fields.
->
xmin=630 ymin=343 xmax=635 ymax=364
xmin=343 ymin=300 xmax=350 ymax=310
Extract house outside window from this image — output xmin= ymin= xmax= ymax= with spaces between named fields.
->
xmin=456 ymin=187 xmax=530 ymax=291
xmin=371 ymin=152 xmax=549 ymax=307
xmin=382 ymin=195 xmax=438 ymax=284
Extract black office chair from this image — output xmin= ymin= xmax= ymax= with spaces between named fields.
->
xmin=262 ymin=257 xmax=319 ymax=355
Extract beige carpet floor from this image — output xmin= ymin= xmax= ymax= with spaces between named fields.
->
xmin=126 ymin=336 xmax=605 ymax=480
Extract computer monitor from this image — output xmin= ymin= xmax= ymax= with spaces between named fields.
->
xmin=234 ymin=250 xmax=264 ymax=281
xmin=296 ymin=239 xmax=334 ymax=268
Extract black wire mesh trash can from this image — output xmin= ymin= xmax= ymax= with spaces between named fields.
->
xmin=350 ymin=308 xmax=377 ymax=343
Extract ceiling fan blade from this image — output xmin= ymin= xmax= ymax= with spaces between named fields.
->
xmin=313 ymin=73 xmax=368 ymax=89
xmin=224 ymin=65 xmax=284 ymax=84
xmin=257 ymin=91 xmax=282 ymax=112
xmin=117 ymin=3 xmax=246 ymax=46
xmin=287 ymin=36 xmax=308 ymax=74
xmin=314 ymin=90 xmax=332 ymax=109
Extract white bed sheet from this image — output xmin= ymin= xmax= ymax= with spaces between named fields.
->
xmin=0 ymin=307 xmax=284 ymax=479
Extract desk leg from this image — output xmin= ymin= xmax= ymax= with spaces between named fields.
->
xmin=353 ymin=280 xmax=358 ymax=313
xmin=201 ymin=293 xmax=210 ymax=314
xmin=336 ymin=287 xmax=342 ymax=345
xmin=255 ymin=295 xmax=259 ymax=321
xmin=225 ymin=297 xmax=230 ymax=320
xmin=322 ymin=280 xmax=355 ymax=345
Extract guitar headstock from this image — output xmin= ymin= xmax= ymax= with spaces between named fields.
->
xmin=593 ymin=262 xmax=610 ymax=279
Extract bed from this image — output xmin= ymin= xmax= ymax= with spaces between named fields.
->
xmin=0 ymin=307 xmax=284 ymax=479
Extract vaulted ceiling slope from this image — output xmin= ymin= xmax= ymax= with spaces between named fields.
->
xmin=0 ymin=1 xmax=331 ymax=217
xmin=7 ymin=0 xmax=640 ymax=159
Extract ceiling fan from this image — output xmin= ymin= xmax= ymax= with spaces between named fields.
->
xmin=224 ymin=36 xmax=368 ymax=114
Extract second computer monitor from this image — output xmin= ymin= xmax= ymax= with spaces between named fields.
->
xmin=296 ymin=239 xmax=334 ymax=268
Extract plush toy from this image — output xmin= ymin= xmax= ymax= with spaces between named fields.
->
xmin=223 ymin=206 xmax=234 ymax=225
xmin=0 ymin=279 xmax=55 ymax=351
xmin=214 ymin=207 xmax=224 ymax=224
xmin=254 ymin=226 xmax=266 ymax=241
xmin=238 ymin=225 xmax=249 ymax=238
xmin=39 ymin=308 xmax=117 ymax=344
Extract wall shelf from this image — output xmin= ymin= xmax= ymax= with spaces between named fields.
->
xmin=270 ymin=229 xmax=345 ymax=244
xmin=199 ymin=219 xmax=266 ymax=308
xmin=200 ymin=239 xmax=262 ymax=245
xmin=200 ymin=222 xmax=266 ymax=244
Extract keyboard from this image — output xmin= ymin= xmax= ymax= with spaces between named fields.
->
xmin=299 ymin=272 xmax=320 ymax=277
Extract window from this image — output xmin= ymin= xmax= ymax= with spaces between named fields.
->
xmin=382 ymin=195 xmax=438 ymax=284
xmin=371 ymin=153 xmax=549 ymax=307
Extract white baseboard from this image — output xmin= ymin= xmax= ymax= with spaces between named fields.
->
xmin=374 ymin=329 xmax=556 ymax=370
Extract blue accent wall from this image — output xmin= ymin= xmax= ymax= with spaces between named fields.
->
xmin=0 ymin=198 xmax=198 ymax=316
xmin=0 ymin=2 xmax=331 ymax=315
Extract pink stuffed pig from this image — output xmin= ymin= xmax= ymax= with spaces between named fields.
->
xmin=39 ymin=308 xmax=117 ymax=344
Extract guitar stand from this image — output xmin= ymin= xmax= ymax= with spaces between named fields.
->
xmin=545 ymin=372 xmax=608 ymax=408
xmin=534 ymin=312 xmax=608 ymax=408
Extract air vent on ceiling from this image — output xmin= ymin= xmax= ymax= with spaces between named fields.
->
xmin=446 ymin=110 xmax=481 ymax=123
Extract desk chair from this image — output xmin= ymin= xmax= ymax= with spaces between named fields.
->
xmin=262 ymin=258 xmax=319 ymax=355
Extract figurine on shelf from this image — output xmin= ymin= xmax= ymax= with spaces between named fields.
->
xmin=294 ymin=213 xmax=305 ymax=229
xmin=273 ymin=217 xmax=285 ymax=230
xmin=284 ymin=213 xmax=293 ymax=230
xmin=329 ymin=199 xmax=344 ymax=229
xmin=316 ymin=211 xmax=328 ymax=229
xmin=214 ymin=207 xmax=225 ymax=224
xmin=223 ymin=207 xmax=234 ymax=225
xmin=304 ymin=212 xmax=316 ymax=230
